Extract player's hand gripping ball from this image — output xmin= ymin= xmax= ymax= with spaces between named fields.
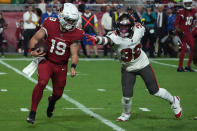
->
xmin=35 ymin=39 xmax=48 ymax=54
xmin=31 ymin=39 xmax=48 ymax=57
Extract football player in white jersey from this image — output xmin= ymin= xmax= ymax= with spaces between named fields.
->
xmin=86 ymin=13 xmax=182 ymax=121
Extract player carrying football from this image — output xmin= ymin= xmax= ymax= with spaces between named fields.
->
xmin=174 ymin=0 xmax=196 ymax=72
xmin=26 ymin=3 xmax=84 ymax=124
xmin=87 ymin=13 xmax=182 ymax=121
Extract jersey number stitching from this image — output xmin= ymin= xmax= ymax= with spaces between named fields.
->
xmin=49 ymin=17 xmax=57 ymax=22
xmin=120 ymin=44 xmax=142 ymax=62
xmin=50 ymin=39 xmax=67 ymax=56
xmin=185 ymin=16 xmax=193 ymax=26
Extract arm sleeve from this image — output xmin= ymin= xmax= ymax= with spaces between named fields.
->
xmin=23 ymin=13 xmax=28 ymax=22
xmin=42 ymin=18 xmax=49 ymax=36
xmin=32 ymin=13 xmax=38 ymax=22
xmin=101 ymin=14 xmax=105 ymax=26
xmin=131 ymin=24 xmax=145 ymax=44
xmin=174 ymin=11 xmax=181 ymax=29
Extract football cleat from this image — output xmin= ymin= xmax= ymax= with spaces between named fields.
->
xmin=116 ymin=113 xmax=131 ymax=122
xmin=27 ymin=111 xmax=36 ymax=124
xmin=185 ymin=66 xmax=195 ymax=72
xmin=177 ymin=67 xmax=185 ymax=72
xmin=47 ymin=96 xmax=55 ymax=118
xmin=171 ymin=96 xmax=182 ymax=118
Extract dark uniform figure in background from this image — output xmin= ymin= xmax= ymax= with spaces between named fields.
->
xmin=192 ymin=26 xmax=197 ymax=66
xmin=0 ymin=12 xmax=7 ymax=57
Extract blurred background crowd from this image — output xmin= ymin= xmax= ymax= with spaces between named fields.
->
xmin=0 ymin=0 xmax=196 ymax=58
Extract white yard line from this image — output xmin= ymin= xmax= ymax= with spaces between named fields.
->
xmin=0 ymin=72 xmax=7 ymax=75
xmin=63 ymin=108 xmax=104 ymax=110
xmin=0 ymin=58 xmax=115 ymax=61
xmin=0 ymin=57 xmax=191 ymax=61
xmin=0 ymin=89 xmax=8 ymax=92
xmin=97 ymin=89 xmax=106 ymax=92
xmin=20 ymin=108 xmax=29 ymax=112
xmin=0 ymin=60 xmax=124 ymax=131
xmin=150 ymin=59 xmax=197 ymax=72
xmin=139 ymin=108 xmax=151 ymax=112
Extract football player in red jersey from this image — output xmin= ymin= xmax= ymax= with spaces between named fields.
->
xmin=174 ymin=0 xmax=196 ymax=72
xmin=26 ymin=3 xmax=84 ymax=124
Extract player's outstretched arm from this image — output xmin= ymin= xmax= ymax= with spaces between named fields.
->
xmin=86 ymin=34 xmax=112 ymax=46
xmin=70 ymin=42 xmax=79 ymax=77
xmin=29 ymin=28 xmax=46 ymax=57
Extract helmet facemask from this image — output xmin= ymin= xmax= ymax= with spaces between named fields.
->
xmin=58 ymin=3 xmax=79 ymax=31
xmin=183 ymin=1 xmax=193 ymax=10
xmin=117 ymin=17 xmax=134 ymax=38
xmin=58 ymin=13 xmax=77 ymax=31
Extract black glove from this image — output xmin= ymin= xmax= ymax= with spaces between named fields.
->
xmin=178 ymin=31 xmax=185 ymax=38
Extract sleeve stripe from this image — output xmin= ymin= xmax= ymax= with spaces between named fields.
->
xmin=96 ymin=36 xmax=109 ymax=45
xmin=42 ymin=27 xmax=48 ymax=37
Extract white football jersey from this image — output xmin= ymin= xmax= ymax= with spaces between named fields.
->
xmin=107 ymin=23 xmax=149 ymax=72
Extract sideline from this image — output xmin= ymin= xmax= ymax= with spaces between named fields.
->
xmin=0 ymin=57 xmax=187 ymax=61
xmin=150 ymin=60 xmax=197 ymax=72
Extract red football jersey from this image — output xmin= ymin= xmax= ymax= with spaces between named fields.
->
xmin=174 ymin=8 xmax=196 ymax=32
xmin=42 ymin=17 xmax=84 ymax=64
xmin=192 ymin=27 xmax=197 ymax=36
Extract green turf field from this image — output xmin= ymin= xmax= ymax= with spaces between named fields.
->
xmin=0 ymin=57 xmax=197 ymax=131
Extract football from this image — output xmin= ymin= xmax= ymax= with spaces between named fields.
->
xmin=34 ymin=39 xmax=48 ymax=54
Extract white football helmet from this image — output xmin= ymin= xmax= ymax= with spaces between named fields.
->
xmin=183 ymin=0 xmax=193 ymax=10
xmin=58 ymin=3 xmax=79 ymax=31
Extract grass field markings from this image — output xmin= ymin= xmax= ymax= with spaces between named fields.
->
xmin=67 ymin=72 xmax=88 ymax=76
xmin=20 ymin=108 xmax=29 ymax=112
xmin=0 ymin=60 xmax=125 ymax=131
xmin=150 ymin=60 xmax=197 ymax=72
xmin=0 ymin=58 xmax=115 ymax=61
xmin=139 ymin=108 xmax=151 ymax=112
xmin=0 ymin=89 xmax=8 ymax=92
xmin=64 ymin=89 xmax=71 ymax=92
xmin=97 ymin=89 xmax=106 ymax=92
xmin=0 ymin=57 xmax=191 ymax=61
xmin=0 ymin=72 xmax=7 ymax=75
xmin=63 ymin=108 xmax=104 ymax=110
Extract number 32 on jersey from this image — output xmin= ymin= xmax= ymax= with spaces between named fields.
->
xmin=50 ymin=39 xmax=67 ymax=55
xmin=121 ymin=44 xmax=142 ymax=62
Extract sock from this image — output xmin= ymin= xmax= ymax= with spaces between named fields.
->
xmin=187 ymin=47 xmax=193 ymax=67
xmin=122 ymin=97 xmax=132 ymax=114
xmin=178 ymin=44 xmax=186 ymax=68
xmin=178 ymin=51 xmax=186 ymax=68
xmin=154 ymin=88 xmax=174 ymax=103
xmin=50 ymin=94 xmax=61 ymax=105
xmin=30 ymin=84 xmax=44 ymax=112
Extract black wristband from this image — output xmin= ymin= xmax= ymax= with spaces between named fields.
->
xmin=71 ymin=64 xmax=77 ymax=69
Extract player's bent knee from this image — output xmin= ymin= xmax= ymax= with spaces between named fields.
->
xmin=37 ymin=80 xmax=48 ymax=88
xmin=147 ymin=86 xmax=159 ymax=95
xmin=53 ymin=88 xmax=64 ymax=97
